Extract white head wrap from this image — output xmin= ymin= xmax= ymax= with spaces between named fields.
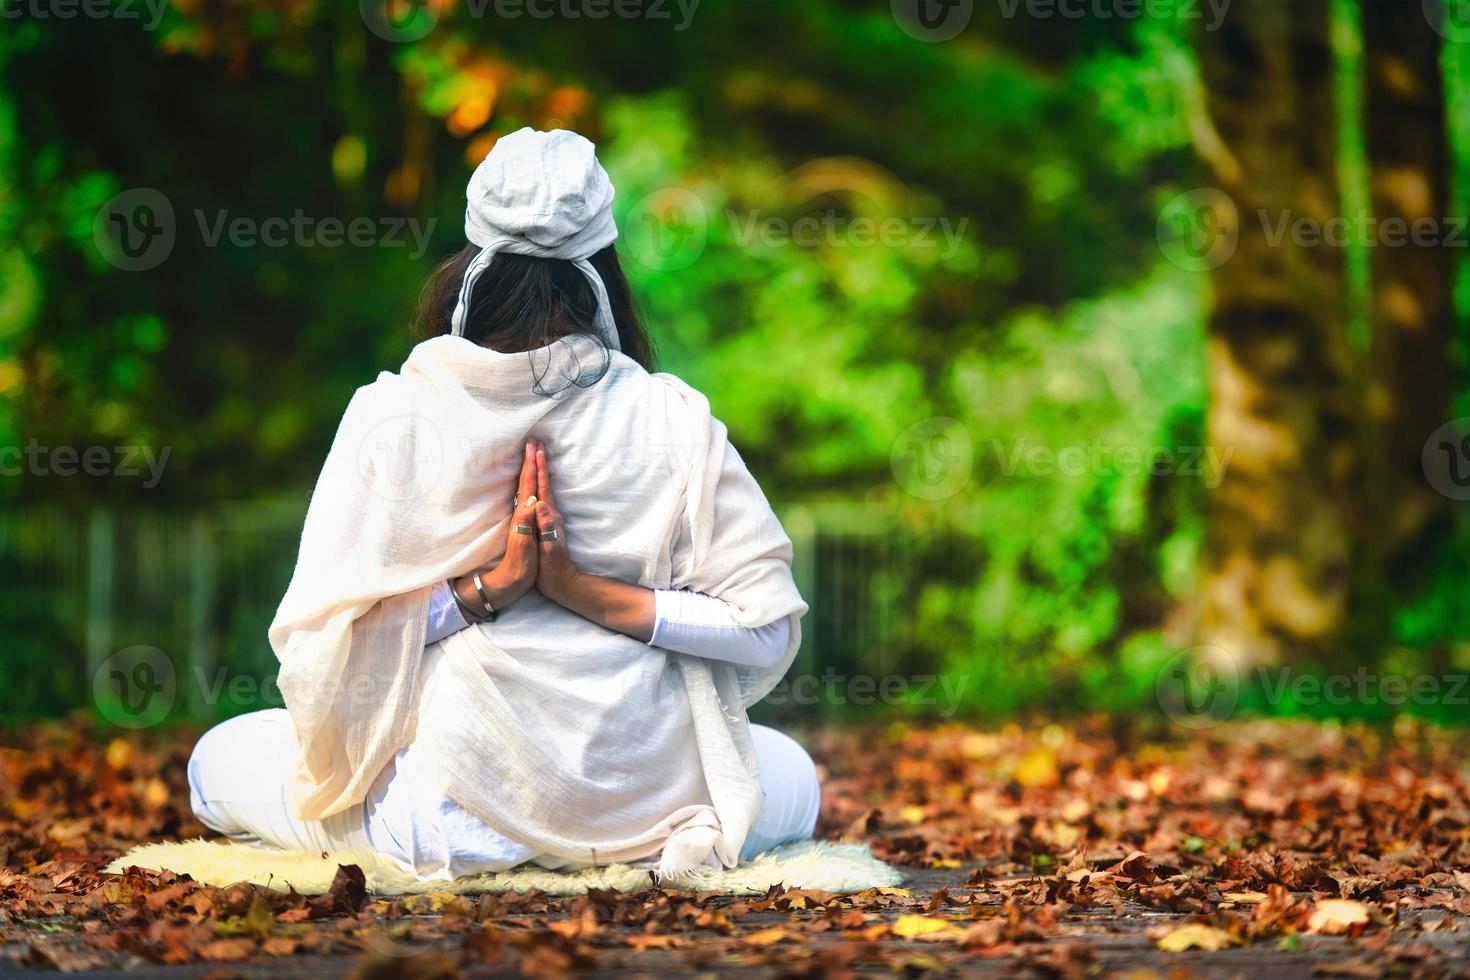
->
xmin=451 ymin=127 xmax=621 ymax=351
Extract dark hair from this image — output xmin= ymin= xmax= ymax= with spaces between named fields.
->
xmin=412 ymin=244 xmax=655 ymax=386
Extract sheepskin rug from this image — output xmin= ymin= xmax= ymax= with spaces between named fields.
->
xmin=104 ymin=839 xmax=903 ymax=897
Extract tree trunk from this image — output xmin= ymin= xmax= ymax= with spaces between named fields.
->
xmin=1195 ymin=0 xmax=1358 ymax=667
xmin=1358 ymin=0 xmax=1453 ymax=655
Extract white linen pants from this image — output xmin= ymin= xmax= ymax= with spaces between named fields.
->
xmin=188 ymin=709 xmax=821 ymax=880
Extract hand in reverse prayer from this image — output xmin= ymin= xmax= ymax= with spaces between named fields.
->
xmin=450 ymin=439 xmax=542 ymax=614
xmin=531 ymin=441 xmax=584 ymax=605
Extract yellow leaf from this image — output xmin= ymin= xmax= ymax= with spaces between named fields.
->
xmin=99 ymin=879 xmax=133 ymax=904
xmin=143 ymin=778 xmax=170 ymax=809
xmin=743 ymin=928 xmax=797 ymax=946
xmin=625 ymin=934 xmax=682 ymax=950
xmin=1157 ymin=924 xmax=1235 ymax=952
xmin=402 ymin=892 xmax=471 ymax=916
xmin=1012 ymin=749 xmax=1058 ymax=788
xmin=1050 ymin=822 xmax=1083 ymax=850
xmin=213 ymin=893 xmax=275 ymax=942
xmin=960 ymin=733 xmax=1001 ymax=758
xmin=987 ymin=806 xmax=1024 ymax=826
xmin=892 ymin=915 xmax=966 ymax=940
xmin=1060 ymin=799 xmax=1091 ymax=823
xmin=105 ymin=739 xmax=132 ymax=771
xmin=1307 ymin=899 xmax=1371 ymax=935
xmin=47 ymin=819 xmax=90 ymax=844
xmin=899 ymin=805 xmax=927 ymax=825
xmin=9 ymin=799 xmax=41 ymax=819
xmin=1223 ymin=891 xmax=1269 ymax=905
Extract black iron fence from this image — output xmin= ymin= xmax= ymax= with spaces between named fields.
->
xmin=0 ymin=502 xmax=958 ymax=726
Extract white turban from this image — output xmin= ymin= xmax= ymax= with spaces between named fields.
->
xmin=451 ymin=127 xmax=621 ymax=351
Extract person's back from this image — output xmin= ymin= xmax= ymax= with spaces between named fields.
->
xmin=189 ymin=127 xmax=818 ymax=883
xmin=403 ymin=341 xmax=712 ymax=847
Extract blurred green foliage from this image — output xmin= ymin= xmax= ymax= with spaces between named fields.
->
xmin=0 ymin=1 xmax=1465 ymax=723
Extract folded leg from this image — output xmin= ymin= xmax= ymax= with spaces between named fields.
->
xmin=187 ymin=709 xmax=373 ymax=854
xmin=741 ymin=724 xmax=821 ymax=860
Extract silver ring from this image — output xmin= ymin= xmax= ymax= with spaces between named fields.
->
xmin=513 ymin=523 xmax=534 ymax=535
xmin=539 ymin=529 xmax=558 ymax=541
xmin=512 ymin=493 xmax=519 ymax=507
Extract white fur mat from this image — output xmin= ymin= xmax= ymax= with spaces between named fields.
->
xmin=104 ymin=839 xmax=903 ymax=897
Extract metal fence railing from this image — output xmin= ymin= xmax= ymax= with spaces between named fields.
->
xmin=0 ymin=502 xmax=946 ymax=725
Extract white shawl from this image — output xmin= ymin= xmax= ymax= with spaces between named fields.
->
xmin=269 ymin=336 xmax=806 ymax=875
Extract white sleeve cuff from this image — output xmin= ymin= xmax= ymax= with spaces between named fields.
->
xmin=426 ymin=580 xmax=474 ymax=646
xmin=649 ymin=589 xmax=791 ymax=669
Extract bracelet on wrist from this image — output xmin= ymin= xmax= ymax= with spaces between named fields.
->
xmin=473 ymin=571 xmax=499 ymax=622
xmin=450 ymin=577 xmax=497 ymax=623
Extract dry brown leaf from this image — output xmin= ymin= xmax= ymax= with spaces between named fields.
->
xmin=1307 ymin=899 xmax=1372 ymax=935
xmin=1156 ymin=923 xmax=1236 ymax=952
